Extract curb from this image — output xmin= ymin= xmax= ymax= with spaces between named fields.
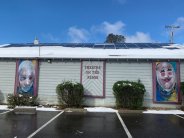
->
xmin=118 ymin=109 xmax=144 ymax=113
xmin=64 ymin=108 xmax=87 ymax=112
xmin=14 ymin=106 xmax=36 ymax=114
xmin=63 ymin=108 xmax=144 ymax=113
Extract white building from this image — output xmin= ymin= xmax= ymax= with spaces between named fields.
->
xmin=0 ymin=43 xmax=184 ymax=108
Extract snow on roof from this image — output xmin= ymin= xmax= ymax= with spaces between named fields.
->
xmin=0 ymin=43 xmax=184 ymax=59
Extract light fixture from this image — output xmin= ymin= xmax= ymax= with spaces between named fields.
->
xmin=47 ymin=59 xmax=52 ymax=63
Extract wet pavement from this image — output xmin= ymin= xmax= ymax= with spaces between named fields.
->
xmin=0 ymin=110 xmax=184 ymax=138
xmin=0 ymin=110 xmax=8 ymax=113
xmin=32 ymin=112 xmax=127 ymax=138
xmin=120 ymin=113 xmax=184 ymax=138
xmin=0 ymin=110 xmax=60 ymax=138
xmin=178 ymin=114 xmax=184 ymax=117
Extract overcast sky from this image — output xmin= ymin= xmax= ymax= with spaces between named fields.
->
xmin=0 ymin=0 xmax=184 ymax=44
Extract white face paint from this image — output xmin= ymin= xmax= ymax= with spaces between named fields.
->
xmin=156 ymin=62 xmax=176 ymax=92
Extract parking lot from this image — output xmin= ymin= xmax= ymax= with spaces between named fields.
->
xmin=0 ymin=109 xmax=184 ymax=138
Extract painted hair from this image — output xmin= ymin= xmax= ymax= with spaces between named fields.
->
xmin=18 ymin=60 xmax=35 ymax=76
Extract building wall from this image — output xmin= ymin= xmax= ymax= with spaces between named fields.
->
xmin=0 ymin=59 xmax=183 ymax=108
xmin=38 ymin=60 xmax=81 ymax=105
xmin=0 ymin=60 xmax=16 ymax=103
xmin=106 ymin=62 xmax=152 ymax=107
xmin=84 ymin=62 xmax=152 ymax=106
xmin=38 ymin=61 xmax=184 ymax=108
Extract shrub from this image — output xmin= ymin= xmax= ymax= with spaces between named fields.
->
xmin=56 ymin=81 xmax=84 ymax=108
xmin=180 ymin=82 xmax=184 ymax=110
xmin=113 ymin=80 xmax=146 ymax=109
xmin=7 ymin=94 xmax=39 ymax=108
xmin=180 ymin=82 xmax=184 ymax=95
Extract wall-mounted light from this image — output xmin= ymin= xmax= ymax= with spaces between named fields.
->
xmin=47 ymin=59 xmax=52 ymax=63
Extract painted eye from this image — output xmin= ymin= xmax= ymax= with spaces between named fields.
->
xmin=168 ymin=68 xmax=172 ymax=71
xmin=160 ymin=69 xmax=165 ymax=73
xmin=20 ymin=76 xmax=26 ymax=81
xmin=29 ymin=76 xmax=33 ymax=80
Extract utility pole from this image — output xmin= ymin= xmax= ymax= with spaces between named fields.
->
xmin=165 ymin=25 xmax=180 ymax=44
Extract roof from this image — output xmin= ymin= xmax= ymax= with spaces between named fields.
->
xmin=0 ymin=43 xmax=184 ymax=60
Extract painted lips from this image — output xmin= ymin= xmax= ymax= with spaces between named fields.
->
xmin=163 ymin=77 xmax=171 ymax=82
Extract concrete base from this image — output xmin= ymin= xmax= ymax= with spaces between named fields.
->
xmin=118 ymin=109 xmax=144 ymax=113
xmin=14 ymin=106 xmax=36 ymax=114
xmin=64 ymin=108 xmax=87 ymax=112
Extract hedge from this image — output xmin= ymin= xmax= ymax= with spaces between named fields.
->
xmin=56 ymin=81 xmax=84 ymax=108
xmin=113 ymin=80 xmax=145 ymax=109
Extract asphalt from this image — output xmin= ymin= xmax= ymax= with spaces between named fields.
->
xmin=0 ymin=110 xmax=184 ymax=138
xmin=120 ymin=113 xmax=184 ymax=138
xmin=0 ymin=110 xmax=8 ymax=113
xmin=0 ymin=110 xmax=60 ymax=138
xmin=32 ymin=112 xmax=127 ymax=138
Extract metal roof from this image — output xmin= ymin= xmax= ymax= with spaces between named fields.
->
xmin=0 ymin=43 xmax=183 ymax=60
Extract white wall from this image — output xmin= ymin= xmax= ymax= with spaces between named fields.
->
xmin=0 ymin=60 xmax=16 ymax=103
xmin=38 ymin=60 xmax=81 ymax=104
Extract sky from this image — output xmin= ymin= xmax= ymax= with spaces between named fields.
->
xmin=0 ymin=0 xmax=184 ymax=44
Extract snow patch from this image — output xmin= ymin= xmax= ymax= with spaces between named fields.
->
xmin=36 ymin=107 xmax=60 ymax=111
xmin=84 ymin=107 xmax=117 ymax=112
xmin=0 ymin=105 xmax=60 ymax=111
xmin=143 ymin=110 xmax=184 ymax=114
xmin=0 ymin=105 xmax=9 ymax=110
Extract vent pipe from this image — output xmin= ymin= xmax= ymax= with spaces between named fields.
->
xmin=34 ymin=37 xmax=39 ymax=45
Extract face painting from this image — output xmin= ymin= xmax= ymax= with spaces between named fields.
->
xmin=156 ymin=62 xmax=176 ymax=91
xmin=19 ymin=68 xmax=34 ymax=92
xmin=18 ymin=60 xmax=35 ymax=93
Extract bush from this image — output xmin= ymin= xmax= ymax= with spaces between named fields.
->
xmin=7 ymin=94 xmax=39 ymax=108
xmin=180 ymin=82 xmax=184 ymax=95
xmin=56 ymin=81 xmax=84 ymax=108
xmin=113 ymin=80 xmax=146 ymax=109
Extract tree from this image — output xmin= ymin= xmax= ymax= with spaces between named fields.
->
xmin=105 ymin=33 xmax=126 ymax=43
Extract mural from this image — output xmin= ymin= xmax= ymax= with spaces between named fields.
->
xmin=153 ymin=62 xmax=180 ymax=103
xmin=14 ymin=59 xmax=38 ymax=96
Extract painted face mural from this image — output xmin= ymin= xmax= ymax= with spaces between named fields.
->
xmin=15 ymin=60 xmax=38 ymax=96
xmin=18 ymin=60 xmax=35 ymax=92
xmin=154 ymin=62 xmax=179 ymax=103
xmin=156 ymin=62 xmax=176 ymax=92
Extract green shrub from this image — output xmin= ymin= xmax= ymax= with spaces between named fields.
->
xmin=181 ymin=82 xmax=184 ymax=95
xmin=56 ymin=81 xmax=84 ymax=108
xmin=7 ymin=94 xmax=39 ymax=108
xmin=113 ymin=80 xmax=145 ymax=109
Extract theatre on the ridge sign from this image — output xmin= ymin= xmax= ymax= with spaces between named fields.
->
xmin=81 ymin=61 xmax=105 ymax=98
